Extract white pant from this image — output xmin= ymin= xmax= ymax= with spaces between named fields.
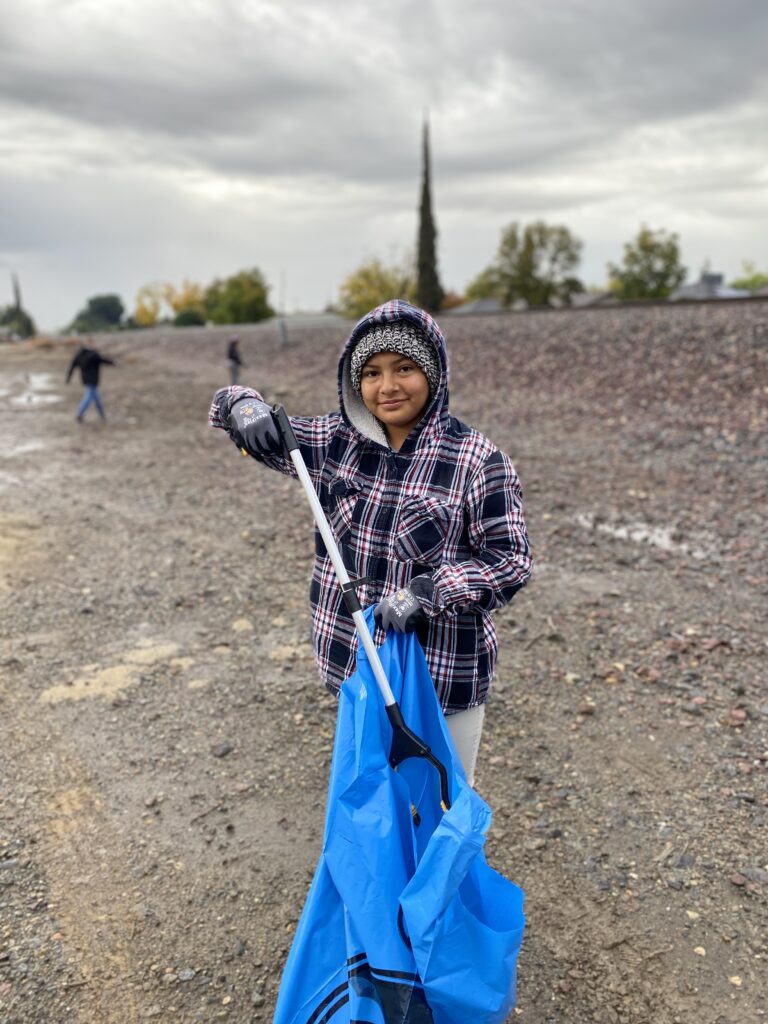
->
xmin=445 ymin=704 xmax=486 ymax=787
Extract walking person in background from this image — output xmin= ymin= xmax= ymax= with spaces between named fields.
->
xmin=226 ymin=334 xmax=243 ymax=385
xmin=208 ymin=300 xmax=532 ymax=787
xmin=66 ymin=344 xmax=116 ymax=422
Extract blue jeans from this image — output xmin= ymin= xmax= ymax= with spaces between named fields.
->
xmin=77 ymin=385 xmax=106 ymax=420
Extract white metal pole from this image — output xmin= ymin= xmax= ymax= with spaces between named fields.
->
xmin=287 ymin=448 xmax=396 ymax=707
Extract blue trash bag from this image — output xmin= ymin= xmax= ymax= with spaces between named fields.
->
xmin=273 ymin=607 xmax=525 ymax=1024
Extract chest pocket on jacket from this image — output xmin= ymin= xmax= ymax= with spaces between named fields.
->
xmin=328 ymin=476 xmax=361 ymax=537
xmin=395 ymin=496 xmax=454 ymax=566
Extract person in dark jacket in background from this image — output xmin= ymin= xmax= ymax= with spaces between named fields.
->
xmin=209 ymin=300 xmax=532 ymax=787
xmin=226 ymin=335 xmax=243 ymax=385
xmin=66 ymin=345 xmax=116 ymax=422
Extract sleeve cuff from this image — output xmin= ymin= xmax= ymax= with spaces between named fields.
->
xmin=409 ymin=574 xmax=438 ymax=616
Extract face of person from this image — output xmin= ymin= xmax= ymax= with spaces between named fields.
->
xmin=360 ymin=351 xmax=431 ymax=448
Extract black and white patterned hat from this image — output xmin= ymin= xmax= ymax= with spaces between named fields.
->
xmin=350 ymin=322 xmax=440 ymax=395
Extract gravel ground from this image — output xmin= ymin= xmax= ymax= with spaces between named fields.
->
xmin=1 ymin=301 xmax=766 ymax=1024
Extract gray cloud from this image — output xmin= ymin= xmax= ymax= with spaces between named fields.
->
xmin=1 ymin=0 xmax=767 ymax=326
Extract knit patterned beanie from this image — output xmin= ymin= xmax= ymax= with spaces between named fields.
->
xmin=350 ymin=322 xmax=440 ymax=395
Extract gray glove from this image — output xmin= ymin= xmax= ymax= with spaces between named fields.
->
xmin=374 ymin=587 xmax=428 ymax=633
xmin=229 ymin=398 xmax=282 ymax=459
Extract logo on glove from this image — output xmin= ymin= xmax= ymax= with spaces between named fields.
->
xmin=393 ymin=590 xmax=416 ymax=613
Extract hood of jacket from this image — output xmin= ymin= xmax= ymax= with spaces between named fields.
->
xmin=337 ymin=299 xmax=450 ymax=450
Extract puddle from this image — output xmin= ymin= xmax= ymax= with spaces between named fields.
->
xmin=0 ymin=439 xmax=45 ymax=458
xmin=0 ymin=433 xmax=45 ymax=492
xmin=0 ymin=372 xmax=58 ymax=480
xmin=0 ymin=470 xmax=21 ymax=489
xmin=575 ymin=513 xmax=710 ymax=559
xmin=2 ymin=371 xmax=63 ymax=408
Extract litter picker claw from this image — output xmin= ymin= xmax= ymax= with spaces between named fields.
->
xmin=272 ymin=404 xmax=451 ymax=812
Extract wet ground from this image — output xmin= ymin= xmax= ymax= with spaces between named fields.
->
xmin=1 ymin=303 xmax=766 ymax=1024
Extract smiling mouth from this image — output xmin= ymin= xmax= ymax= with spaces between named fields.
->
xmin=380 ymin=400 xmax=405 ymax=408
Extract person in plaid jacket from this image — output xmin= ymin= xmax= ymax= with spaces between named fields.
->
xmin=209 ymin=299 xmax=532 ymax=784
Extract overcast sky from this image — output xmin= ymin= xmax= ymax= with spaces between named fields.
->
xmin=1 ymin=0 xmax=767 ymax=329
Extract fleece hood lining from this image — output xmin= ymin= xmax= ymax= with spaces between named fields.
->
xmin=341 ymin=354 xmax=390 ymax=447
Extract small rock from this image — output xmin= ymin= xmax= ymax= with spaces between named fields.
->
xmin=693 ymin=946 xmax=706 ymax=956
xmin=729 ymin=975 xmax=743 ymax=987
xmin=251 ymin=990 xmax=265 ymax=1006
xmin=213 ymin=743 xmax=234 ymax=758
xmin=178 ymin=968 xmax=196 ymax=982
xmin=681 ymin=702 xmax=703 ymax=716
xmin=738 ymin=866 xmax=768 ymax=884
xmin=728 ymin=707 xmax=748 ymax=727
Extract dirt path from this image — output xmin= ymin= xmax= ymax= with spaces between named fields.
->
xmin=1 ymin=304 xmax=766 ymax=1024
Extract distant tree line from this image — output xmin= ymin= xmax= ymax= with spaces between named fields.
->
xmin=64 ymin=268 xmax=274 ymax=334
xmin=337 ymin=223 xmax=698 ymax=318
xmin=7 ymin=231 xmax=767 ymax=341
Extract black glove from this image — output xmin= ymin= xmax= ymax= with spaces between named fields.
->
xmin=228 ymin=398 xmax=282 ymax=459
xmin=374 ymin=587 xmax=428 ymax=633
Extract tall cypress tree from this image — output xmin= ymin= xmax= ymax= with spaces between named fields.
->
xmin=416 ymin=119 xmax=444 ymax=312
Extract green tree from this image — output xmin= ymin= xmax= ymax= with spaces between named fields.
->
xmin=174 ymin=307 xmax=206 ymax=326
xmin=608 ymin=225 xmax=686 ymax=300
xmin=466 ymin=221 xmax=583 ymax=307
xmin=0 ymin=304 xmax=36 ymax=339
xmin=730 ymin=261 xmax=768 ymax=293
xmin=203 ymin=268 xmax=273 ymax=325
xmin=336 ymin=258 xmax=413 ymax=320
xmin=69 ymin=293 xmax=125 ymax=332
xmin=1 ymin=272 xmax=36 ymax=338
xmin=415 ymin=120 xmax=444 ymax=312
xmin=464 ymin=266 xmax=502 ymax=303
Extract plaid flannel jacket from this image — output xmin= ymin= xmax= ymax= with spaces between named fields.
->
xmin=209 ymin=300 xmax=532 ymax=712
